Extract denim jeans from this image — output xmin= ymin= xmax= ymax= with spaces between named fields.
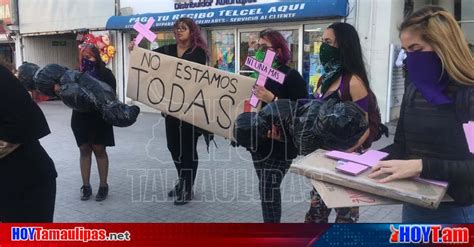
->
xmin=402 ymin=202 xmax=474 ymax=223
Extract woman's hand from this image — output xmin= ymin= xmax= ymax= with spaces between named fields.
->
xmin=368 ymin=159 xmax=423 ymax=183
xmin=267 ymin=124 xmax=282 ymax=141
xmin=255 ymin=85 xmax=275 ymax=103
xmin=0 ymin=140 xmax=20 ymax=159
xmin=345 ymin=129 xmax=370 ymax=153
xmin=128 ymin=40 xmax=136 ymax=51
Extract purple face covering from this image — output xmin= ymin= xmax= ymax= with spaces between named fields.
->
xmin=80 ymin=58 xmax=99 ymax=78
xmin=405 ymin=51 xmax=452 ymax=105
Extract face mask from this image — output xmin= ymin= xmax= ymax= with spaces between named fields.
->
xmin=319 ymin=42 xmax=340 ymax=67
xmin=81 ymin=58 xmax=99 ymax=78
xmin=405 ymin=51 xmax=452 ymax=105
xmin=318 ymin=42 xmax=343 ymax=95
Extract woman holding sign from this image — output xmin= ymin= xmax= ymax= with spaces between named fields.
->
xmin=153 ymin=18 xmax=208 ymax=205
xmin=250 ymin=29 xmax=308 ymax=223
xmin=369 ymin=6 xmax=474 ymax=223
xmin=0 ymin=64 xmax=57 ymax=222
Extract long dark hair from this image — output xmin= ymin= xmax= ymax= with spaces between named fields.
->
xmin=328 ymin=22 xmax=370 ymax=89
xmin=259 ymin=29 xmax=291 ymax=65
xmin=173 ymin=17 xmax=208 ymax=55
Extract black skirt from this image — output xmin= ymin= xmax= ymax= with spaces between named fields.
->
xmin=71 ymin=110 xmax=115 ymax=147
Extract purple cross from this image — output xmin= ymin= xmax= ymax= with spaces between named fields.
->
xmin=133 ymin=17 xmax=157 ymax=46
xmin=245 ymin=49 xmax=286 ymax=108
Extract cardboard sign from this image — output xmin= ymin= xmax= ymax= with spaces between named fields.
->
xmin=310 ymin=179 xmax=453 ymax=209
xmin=127 ymin=47 xmax=256 ymax=140
xmin=290 ymin=149 xmax=448 ymax=209
xmin=310 ymin=179 xmax=399 ymax=208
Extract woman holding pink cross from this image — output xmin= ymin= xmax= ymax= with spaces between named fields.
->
xmin=249 ymin=29 xmax=308 ymax=223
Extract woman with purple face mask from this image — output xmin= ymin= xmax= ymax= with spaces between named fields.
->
xmin=369 ymin=6 xmax=474 ymax=223
xmin=73 ymin=45 xmax=116 ymax=202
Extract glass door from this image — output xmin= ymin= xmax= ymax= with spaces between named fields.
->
xmin=238 ymin=28 xmax=300 ymax=77
xmin=303 ymin=23 xmax=330 ymax=96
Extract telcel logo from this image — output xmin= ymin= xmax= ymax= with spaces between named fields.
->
xmin=390 ymin=225 xmax=469 ymax=244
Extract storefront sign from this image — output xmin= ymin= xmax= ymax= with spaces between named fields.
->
xmin=175 ymin=0 xmax=258 ymax=10
xmin=107 ymin=0 xmax=348 ymax=30
xmin=0 ymin=0 xmax=12 ymax=25
xmin=127 ymin=47 xmax=256 ymax=139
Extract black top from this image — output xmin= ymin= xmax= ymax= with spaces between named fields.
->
xmin=253 ymin=65 xmax=308 ymax=160
xmin=0 ymin=65 xmax=57 ymax=184
xmin=381 ymin=82 xmax=474 ymax=205
xmin=71 ymin=67 xmax=116 ymax=147
xmin=154 ymin=44 xmax=207 ymax=65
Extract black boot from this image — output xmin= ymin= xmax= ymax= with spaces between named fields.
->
xmin=174 ymin=190 xmax=194 ymax=205
xmin=80 ymin=185 xmax=92 ymax=201
xmin=95 ymin=184 xmax=109 ymax=201
xmin=168 ymin=179 xmax=184 ymax=197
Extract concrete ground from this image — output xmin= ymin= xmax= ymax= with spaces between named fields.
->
xmin=38 ymin=101 xmax=401 ymax=223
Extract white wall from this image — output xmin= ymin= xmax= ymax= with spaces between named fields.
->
xmin=22 ymin=35 xmax=78 ymax=69
xmin=355 ymin=0 xmax=404 ymax=122
xmin=19 ymin=0 xmax=115 ymax=34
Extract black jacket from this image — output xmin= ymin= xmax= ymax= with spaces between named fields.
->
xmin=252 ymin=65 xmax=308 ymax=160
xmin=381 ymin=82 xmax=474 ymax=205
xmin=0 ymin=65 xmax=57 ymax=186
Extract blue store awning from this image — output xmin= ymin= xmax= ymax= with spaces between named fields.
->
xmin=106 ymin=0 xmax=348 ymax=30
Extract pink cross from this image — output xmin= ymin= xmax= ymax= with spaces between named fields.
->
xmin=325 ymin=150 xmax=448 ymax=187
xmin=463 ymin=121 xmax=474 ymax=154
xmin=133 ymin=17 xmax=157 ymax=46
xmin=245 ymin=49 xmax=286 ymax=108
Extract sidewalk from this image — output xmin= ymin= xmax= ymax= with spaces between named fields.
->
xmin=39 ymin=101 xmax=401 ymax=223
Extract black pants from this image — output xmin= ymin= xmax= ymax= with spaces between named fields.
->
xmin=0 ymin=178 xmax=56 ymax=222
xmin=165 ymin=116 xmax=200 ymax=192
xmin=252 ymin=153 xmax=292 ymax=223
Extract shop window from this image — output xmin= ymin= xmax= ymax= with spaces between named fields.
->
xmin=208 ymin=30 xmax=235 ymax=73
xmin=303 ymin=24 xmax=329 ymax=96
xmin=239 ymin=29 xmax=299 ymax=77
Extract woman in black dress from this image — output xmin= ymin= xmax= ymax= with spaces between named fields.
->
xmin=154 ymin=18 xmax=208 ymax=205
xmin=0 ymin=64 xmax=57 ymax=222
xmin=73 ymin=45 xmax=116 ymax=201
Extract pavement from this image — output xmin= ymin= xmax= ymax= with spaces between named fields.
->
xmin=38 ymin=101 xmax=402 ymax=223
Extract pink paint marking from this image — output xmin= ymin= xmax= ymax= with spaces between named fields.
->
xmin=463 ymin=121 xmax=474 ymax=153
xmin=244 ymin=49 xmax=286 ymax=108
xmin=133 ymin=17 xmax=157 ymax=45
xmin=325 ymin=150 xmax=388 ymax=167
xmin=336 ymin=161 xmax=370 ymax=176
xmin=326 ymin=150 xmax=448 ymax=187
